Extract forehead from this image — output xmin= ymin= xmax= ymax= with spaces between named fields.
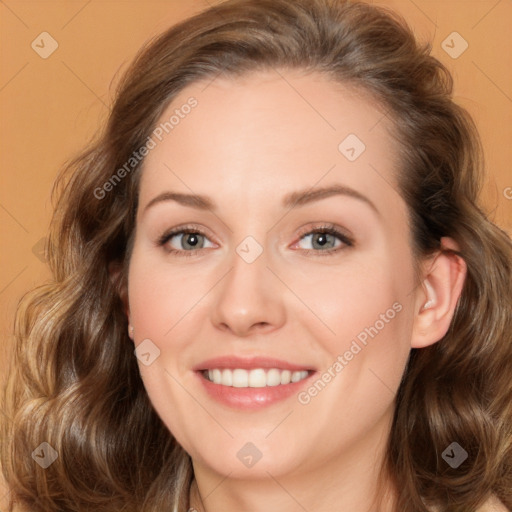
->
xmin=138 ymin=69 xmax=403 ymax=216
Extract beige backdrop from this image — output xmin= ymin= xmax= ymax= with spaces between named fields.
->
xmin=1 ymin=0 xmax=511 ymax=506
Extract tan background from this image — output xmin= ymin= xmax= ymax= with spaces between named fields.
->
xmin=1 ymin=0 xmax=511 ymax=507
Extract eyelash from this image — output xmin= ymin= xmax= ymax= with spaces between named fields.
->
xmin=156 ymin=223 xmax=354 ymax=258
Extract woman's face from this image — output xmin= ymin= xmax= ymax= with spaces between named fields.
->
xmin=127 ymin=70 xmax=419 ymax=481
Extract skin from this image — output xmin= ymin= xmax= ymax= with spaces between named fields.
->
xmin=124 ymin=69 xmax=466 ymax=512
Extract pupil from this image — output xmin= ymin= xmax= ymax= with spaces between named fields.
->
xmin=313 ymin=233 xmax=334 ymax=249
xmin=185 ymin=234 xmax=199 ymax=247
xmin=316 ymin=234 xmax=327 ymax=246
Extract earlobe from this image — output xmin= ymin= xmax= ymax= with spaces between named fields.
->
xmin=411 ymin=237 xmax=467 ymax=349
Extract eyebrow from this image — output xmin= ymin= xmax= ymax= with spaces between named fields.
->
xmin=142 ymin=184 xmax=379 ymax=216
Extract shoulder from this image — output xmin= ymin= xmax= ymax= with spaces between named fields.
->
xmin=477 ymin=496 xmax=509 ymax=512
xmin=428 ymin=496 xmax=509 ymax=512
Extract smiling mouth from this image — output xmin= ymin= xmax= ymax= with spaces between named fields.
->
xmin=201 ymin=368 xmax=311 ymax=387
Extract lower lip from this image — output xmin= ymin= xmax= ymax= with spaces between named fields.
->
xmin=195 ymin=371 xmax=316 ymax=410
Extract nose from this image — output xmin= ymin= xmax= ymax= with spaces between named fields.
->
xmin=210 ymin=244 xmax=286 ymax=337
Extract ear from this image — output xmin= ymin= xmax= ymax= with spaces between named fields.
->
xmin=411 ymin=237 xmax=467 ymax=349
xmin=108 ymin=260 xmax=130 ymax=321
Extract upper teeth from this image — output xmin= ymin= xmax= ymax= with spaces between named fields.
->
xmin=204 ymin=368 xmax=309 ymax=387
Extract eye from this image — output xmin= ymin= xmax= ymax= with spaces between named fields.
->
xmin=157 ymin=225 xmax=215 ymax=256
xmin=156 ymin=223 xmax=353 ymax=257
xmin=293 ymin=224 xmax=354 ymax=255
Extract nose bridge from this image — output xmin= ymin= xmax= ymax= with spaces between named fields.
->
xmin=211 ymin=234 xmax=286 ymax=336
xmin=224 ymin=234 xmax=273 ymax=306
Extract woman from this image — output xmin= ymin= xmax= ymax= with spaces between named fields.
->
xmin=1 ymin=0 xmax=511 ymax=510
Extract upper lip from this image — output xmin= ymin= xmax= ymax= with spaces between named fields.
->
xmin=193 ymin=356 xmax=315 ymax=372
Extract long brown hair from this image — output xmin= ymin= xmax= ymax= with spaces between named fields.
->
xmin=2 ymin=1 xmax=511 ymax=510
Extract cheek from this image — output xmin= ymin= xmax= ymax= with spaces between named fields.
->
xmin=127 ymin=249 xmax=208 ymax=338
xmin=126 ymin=255 xmax=206 ymax=440
xmin=286 ymin=252 xmax=409 ymax=346
xmin=290 ymin=253 xmax=414 ymax=407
